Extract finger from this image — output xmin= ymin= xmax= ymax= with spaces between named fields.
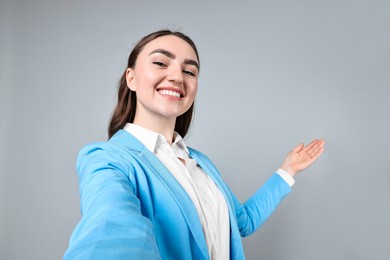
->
xmin=310 ymin=146 xmax=324 ymax=161
xmin=312 ymin=140 xmax=325 ymax=153
xmin=307 ymin=141 xmax=325 ymax=161
xmin=301 ymin=140 xmax=317 ymax=153
xmin=306 ymin=140 xmax=322 ymax=154
xmin=314 ymin=140 xmax=325 ymax=155
xmin=302 ymin=139 xmax=322 ymax=153
xmin=300 ymin=140 xmax=324 ymax=161
xmin=293 ymin=143 xmax=304 ymax=153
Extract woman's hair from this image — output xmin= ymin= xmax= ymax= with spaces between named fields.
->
xmin=108 ymin=30 xmax=200 ymax=139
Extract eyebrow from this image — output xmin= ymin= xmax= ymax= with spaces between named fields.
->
xmin=149 ymin=48 xmax=200 ymax=71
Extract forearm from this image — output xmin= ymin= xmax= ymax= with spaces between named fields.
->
xmin=233 ymin=173 xmax=292 ymax=237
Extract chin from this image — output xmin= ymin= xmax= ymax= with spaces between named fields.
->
xmin=159 ymin=108 xmax=187 ymax=118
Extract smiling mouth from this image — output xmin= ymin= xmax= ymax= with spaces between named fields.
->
xmin=157 ymin=89 xmax=184 ymax=98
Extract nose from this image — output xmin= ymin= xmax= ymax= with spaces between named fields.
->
xmin=167 ymin=65 xmax=184 ymax=85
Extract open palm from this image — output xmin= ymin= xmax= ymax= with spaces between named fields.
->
xmin=281 ymin=139 xmax=325 ymax=177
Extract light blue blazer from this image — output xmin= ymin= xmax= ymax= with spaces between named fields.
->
xmin=64 ymin=130 xmax=291 ymax=259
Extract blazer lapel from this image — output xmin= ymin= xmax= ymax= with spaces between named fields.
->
xmin=111 ymin=130 xmax=209 ymax=259
xmin=188 ymin=150 xmax=238 ymax=226
xmin=189 ymin=149 xmax=244 ymax=258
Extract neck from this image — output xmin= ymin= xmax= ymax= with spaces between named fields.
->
xmin=133 ymin=115 xmax=176 ymax=145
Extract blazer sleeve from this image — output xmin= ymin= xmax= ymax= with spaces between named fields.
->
xmin=230 ymin=173 xmax=292 ymax=237
xmin=64 ymin=143 xmax=161 ymax=260
xmin=188 ymin=148 xmax=292 ymax=239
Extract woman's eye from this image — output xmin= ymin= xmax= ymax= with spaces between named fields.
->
xmin=184 ymin=70 xmax=196 ymax=77
xmin=153 ymin=61 xmax=166 ymax=67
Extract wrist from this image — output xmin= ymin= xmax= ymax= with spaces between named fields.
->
xmin=276 ymin=168 xmax=295 ymax=187
xmin=281 ymin=166 xmax=296 ymax=177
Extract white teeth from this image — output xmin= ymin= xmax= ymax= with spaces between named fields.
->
xmin=159 ymin=89 xmax=181 ymax=98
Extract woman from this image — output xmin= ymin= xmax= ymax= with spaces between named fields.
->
xmin=64 ymin=30 xmax=324 ymax=260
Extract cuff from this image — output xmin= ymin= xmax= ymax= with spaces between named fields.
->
xmin=276 ymin=168 xmax=295 ymax=187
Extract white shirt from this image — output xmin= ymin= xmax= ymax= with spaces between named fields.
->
xmin=123 ymin=123 xmax=294 ymax=259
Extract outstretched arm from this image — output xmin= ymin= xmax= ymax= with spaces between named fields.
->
xmin=234 ymin=139 xmax=325 ymax=237
xmin=64 ymin=144 xmax=161 ymax=260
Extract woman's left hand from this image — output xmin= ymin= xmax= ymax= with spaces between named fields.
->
xmin=280 ymin=139 xmax=325 ymax=177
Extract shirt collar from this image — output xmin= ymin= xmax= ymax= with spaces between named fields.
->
xmin=123 ymin=123 xmax=189 ymax=154
xmin=172 ymin=132 xmax=190 ymax=154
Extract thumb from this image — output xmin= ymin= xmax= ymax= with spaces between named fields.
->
xmin=292 ymin=143 xmax=304 ymax=153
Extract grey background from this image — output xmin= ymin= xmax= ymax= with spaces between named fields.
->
xmin=1 ymin=0 xmax=389 ymax=259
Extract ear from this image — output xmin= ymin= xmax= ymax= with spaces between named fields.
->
xmin=126 ymin=68 xmax=136 ymax=91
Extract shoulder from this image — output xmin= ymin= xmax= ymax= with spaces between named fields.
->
xmin=76 ymin=141 xmax=129 ymax=175
xmin=78 ymin=141 xmax=119 ymax=161
xmin=76 ymin=130 xmax=146 ymax=176
xmin=77 ymin=133 xmax=140 ymax=174
xmin=77 ymin=130 xmax=142 ymax=164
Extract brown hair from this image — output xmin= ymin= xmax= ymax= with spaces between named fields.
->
xmin=108 ymin=30 xmax=200 ymax=139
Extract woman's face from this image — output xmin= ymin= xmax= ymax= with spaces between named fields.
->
xmin=126 ymin=35 xmax=199 ymax=124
